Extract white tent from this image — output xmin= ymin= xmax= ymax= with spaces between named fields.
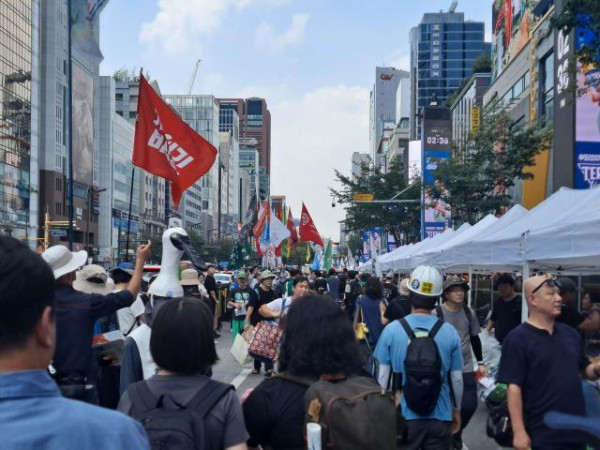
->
xmin=379 ymin=243 xmax=414 ymax=272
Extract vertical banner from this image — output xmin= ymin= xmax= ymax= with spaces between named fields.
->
xmin=72 ymin=63 xmax=94 ymax=184
xmin=362 ymin=231 xmax=371 ymax=261
xmin=575 ymin=19 xmax=600 ymax=188
xmin=386 ymin=232 xmax=397 ymax=253
xmin=421 ymin=106 xmax=452 ymax=239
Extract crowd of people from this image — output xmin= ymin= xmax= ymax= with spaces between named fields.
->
xmin=1 ymin=233 xmax=600 ymax=450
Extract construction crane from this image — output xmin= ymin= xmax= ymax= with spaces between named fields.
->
xmin=187 ymin=59 xmax=201 ymax=95
xmin=448 ymin=0 xmax=458 ymax=13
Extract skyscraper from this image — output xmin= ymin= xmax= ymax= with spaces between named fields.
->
xmin=409 ymin=10 xmax=488 ymax=139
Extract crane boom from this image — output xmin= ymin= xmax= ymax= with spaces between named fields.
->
xmin=187 ymin=59 xmax=201 ymax=95
xmin=448 ymin=0 xmax=458 ymax=13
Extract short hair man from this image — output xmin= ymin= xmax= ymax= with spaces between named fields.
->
xmin=556 ymin=277 xmax=600 ymax=333
xmin=41 ymin=241 xmax=150 ymax=403
xmin=486 ymin=274 xmax=522 ymax=344
xmin=436 ymin=277 xmax=487 ymax=450
xmin=375 ymin=266 xmax=463 ymax=449
xmin=0 ymin=236 xmax=148 ymax=449
xmin=497 ymin=274 xmax=600 ymax=450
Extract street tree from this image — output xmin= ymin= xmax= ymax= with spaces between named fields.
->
xmin=431 ymin=106 xmax=552 ymax=225
xmin=331 ymin=158 xmax=421 ymax=245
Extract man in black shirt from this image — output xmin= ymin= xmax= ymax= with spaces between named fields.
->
xmin=41 ymin=241 xmax=151 ymax=403
xmin=556 ymin=277 xmax=600 ymax=333
xmin=245 ymin=270 xmax=277 ymax=376
xmin=382 ymin=278 xmax=411 ymax=325
xmin=343 ymin=270 xmax=361 ymax=320
xmin=382 ymin=272 xmax=399 ymax=302
xmin=311 ymin=270 xmax=328 ymax=294
xmin=203 ymin=264 xmax=220 ymax=337
xmin=498 ymin=274 xmax=600 ymax=450
xmin=486 ymin=274 xmax=522 ymax=344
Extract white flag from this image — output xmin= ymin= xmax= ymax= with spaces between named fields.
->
xmin=269 ymin=213 xmax=291 ymax=247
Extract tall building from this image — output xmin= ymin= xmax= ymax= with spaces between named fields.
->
xmin=351 ymin=152 xmax=371 ymax=180
xmin=218 ymin=98 xmax=271 ymax=199
xmin=369 ymin=67 xmax=409 ymax=166
xmin=0 ymin=0 xmax=39 ymax=245
xmin=409 ymin=10 xmax=488 ymax=139
xmin=239 ymin=140 xmax=260 ymax=200
xmin=218 ymin=104 xmax=240 ymax=228
xmin=164 ymin=94 xmax=220 ymax=241
xmin=39 ymin=0 xmax=110 ymax=255
xmin=450 ymin=72 xmax=491 ymax=145
xmin=113 ymin=74 xmax=166 ymax=240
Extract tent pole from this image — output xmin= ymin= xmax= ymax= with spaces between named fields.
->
xmin=578 ymin=274 xmax=582 ymax=311
xmin=522 ymin=262 xmax=530 ymax=323
xmin=467 ymin=266 xmax=473 ymax=308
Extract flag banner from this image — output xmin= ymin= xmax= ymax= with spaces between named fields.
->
xmin=312 ymin=249 xmax=321 ymax=270
xmin=253 ymin=200 xmax=270 ymax=240
xmin=132 ymin=74 xmax=217 ymax=208
xmin=305 ymin=242 xmax=311 ymax=263
xmin=239 ymin=195 xmax=258 ymax=240
xmin=269 ymin=212 xmax=291 ymax=247
xmin=287 ymin=209 xmax=299 ymax=249
xmin=299 ymin=202 xmax=324 ymax=247
xmin=323 ymin=239 xmax=332 ymax=271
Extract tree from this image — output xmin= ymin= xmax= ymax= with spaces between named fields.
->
xmin=431 ymin=106 xmax=552 ymax=225
xmin=472 ymin=52 xmax=492 ymax=74
xmin=445 ymin=78 xmax=470 ymax=106
xmin=284 ymin=245 xmax=311 ymax=267
xmin=553 ymin=0 xmax=600 ymax=68
xmin=330 ymin=158 xmax=421 ymax=245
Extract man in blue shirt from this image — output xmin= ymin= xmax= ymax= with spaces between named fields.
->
xmin=0 ymin=235 xmax=149 ymax=449
xmin=375 ymin=265 xmax=463 ymax=450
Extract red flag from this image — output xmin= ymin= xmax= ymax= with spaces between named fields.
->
xmin=132 ymin=74 xmax=217 ymax=208
xmin=287 ymin=210 xmax=299 ymax=249
xmin=252 ymin=200 xmax=270 ymax=240
xmin=299 ymin=202 xmax=324 ymax=247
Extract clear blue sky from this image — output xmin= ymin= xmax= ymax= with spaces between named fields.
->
xmin=100 ymin=0 xmax=492 ymax=240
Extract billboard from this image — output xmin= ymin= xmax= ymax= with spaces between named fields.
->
xmin=421 ymin=106 xmax=452 ymax=239
xmin=362 ymin=227 xmax=383 ymax=261
xmin=71 ymin=0 xmax=105 ymax=58
xmin=492 ymin=0 xmax=539 ymax=78
xmin=72 ymin=63 xmax=94 ymax=184
xmin=575 ymin=21 xmax=600 ymax=189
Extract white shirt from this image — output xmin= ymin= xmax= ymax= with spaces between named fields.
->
xmin=265 ymin=296 xmax=292 ymax=325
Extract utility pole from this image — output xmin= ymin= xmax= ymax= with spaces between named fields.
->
xmin=44 ymin=212 xmax=70 ymax=249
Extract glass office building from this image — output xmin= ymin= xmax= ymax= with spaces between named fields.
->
xmin=410 ymin=12 xmax=488 ymax=139
xmin=0 ymin=1 xmax=32 ymax=237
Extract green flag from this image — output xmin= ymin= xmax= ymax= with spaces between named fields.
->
xmin=323 ymin=239 xmax=332 ymax=271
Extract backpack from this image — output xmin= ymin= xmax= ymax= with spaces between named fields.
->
xmin=435 ymin=304 xmax=473 ymax=334
xmin=279 ymin=374 xmax=397 ymax=450
xmin=347 ymin=280 xmax=362 ymax=305
xmin=399 ymin=318 xmax=444 ymax=416
xmin=127 ymin=378 xmax=233 ymax=450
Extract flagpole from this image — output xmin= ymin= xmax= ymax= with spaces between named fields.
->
xmin=67 ymin=0 xmax=74 ymax=250
xmin=125 ymin=167 xmax=135 ymax=261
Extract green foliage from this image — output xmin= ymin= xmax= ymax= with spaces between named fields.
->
xmin=331 ymin=158 xmax=421 ymax=245
xmin=432 ymin=106 xmax=552 ymax=225
xmin=552 ymin=0 xmax=600 ymax=68
xmin=284 ymin=245 xmax=311 ymax=267
xmin=472 ymin=52 xmax=492 ymax=74
xmin=446 ymin=78 xmax=470 ymax=107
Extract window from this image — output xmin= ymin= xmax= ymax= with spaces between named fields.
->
xmin=129 ymin=112 xmax=137 ymax=119
xmin=115 ymin=93 xmax=123 ymax=100
xmin=540 ymin=53 xmax=554 ymax=125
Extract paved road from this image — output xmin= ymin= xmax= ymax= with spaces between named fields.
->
xmin=212 ymin=322 xmax=505 ymax=450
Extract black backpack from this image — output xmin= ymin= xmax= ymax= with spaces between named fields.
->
xmin=127 ymin=378 xmax=233 ymax=450
xmin=399 ymin=318 xmax=444 ymax=416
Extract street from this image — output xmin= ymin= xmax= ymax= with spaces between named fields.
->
xmin=212 ymin=322 xmax=506 ymax=450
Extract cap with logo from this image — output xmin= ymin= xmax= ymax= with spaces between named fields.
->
xmin=407 ymin=265 xmax=443 ymax=297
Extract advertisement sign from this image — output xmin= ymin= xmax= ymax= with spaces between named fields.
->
xmin=430 ymin=24 xmax=442 ymax=79
xmin=422 ymin=107 xmax=452 ymax=239
xmin=72 ymin=63 xmax=94 ymax=184
xmin=386 ymin=232 xmax=397 ymax=253
xmin=361 ymin=227 xmax=383 ymax=261
xmin=492 ymin=0 xmax=538 ymax=78
xmin=71 ymin=0 xmax=105 ymax=58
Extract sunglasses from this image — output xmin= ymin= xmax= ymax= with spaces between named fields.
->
xmin=531 ymin=274 xmax=561 ymax=295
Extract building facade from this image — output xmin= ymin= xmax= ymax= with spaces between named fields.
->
xmin=410 ymin=10 xmax=488 ymax=139
xmin=0 ymin=0 xmax=39 ymax=246
xmin=450 ymin=72 xmax=491 ymax=145
xmin=239 ymin=141 xmax=260 ymax=200
xmin=351 ymin=152 xmax=371 ymax=180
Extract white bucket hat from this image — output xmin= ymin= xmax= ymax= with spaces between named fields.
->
xmin=73 ymin=264 xmax=114 ymax=295
xmin=42 ymin=245 xmax=88 ymax=280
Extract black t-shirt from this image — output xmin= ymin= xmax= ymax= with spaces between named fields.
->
xmin=497 ymin=322 xmax=589 ymax=449
xmin=204 ymin=275 xmax=218 ymax=300
xmin=312 ymin=278 xmax=328 ymax=294
xmin=556 ymin=304 xmax=586 ymax=330
xmin=382 ymin=282 xmax=399 ymax=302
xmin=243 ymin=376 xmax=309 ymax=450
xmin=384 ymin=295 xmax=411 ymax=322
xmin=490 ymin=295 xmax=522 ymax=344
xmin=345 ymin=280 xmax=362 ymax=305
xmin=248 ymin=287 xmax=277 ymax=325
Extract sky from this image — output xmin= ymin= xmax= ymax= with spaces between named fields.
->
xmin=99 ymin=0 xmax=492 ymax=241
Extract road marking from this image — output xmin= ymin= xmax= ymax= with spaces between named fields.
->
xmin=231 ymin=366 xmax=252 ymax=389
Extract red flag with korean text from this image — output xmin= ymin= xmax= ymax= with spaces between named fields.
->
xmin=299 ymin=202 xmax=324 ymax=247
xmin=132 ymin=74 xmax=217 ymax=208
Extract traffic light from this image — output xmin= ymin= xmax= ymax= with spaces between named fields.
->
xmin=90 ymin=187 xmax=100 ymax=215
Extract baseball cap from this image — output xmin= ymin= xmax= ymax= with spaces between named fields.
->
xmin=260 ymin=270 xmax=275 ymax=280
xmin=237 ymin=271 xmax=248 ymax=279
xmin=557 ymin=277 xmax=578 ymax=293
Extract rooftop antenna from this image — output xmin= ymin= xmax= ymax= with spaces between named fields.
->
xmin=448 ymin=0 xmax=458 ymax=13
xmin=187 ymin=59 xmax=201 ymax=95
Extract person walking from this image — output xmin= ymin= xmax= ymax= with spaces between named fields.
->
xmin=486 ymin=274 xmax=522 ymax=344
xmin=497 ymin=274 xmax=600 ymax=450
xmin=258 ymin=276 xmax=311 ymax=325
xmin=435 ymin=277 xmax=488 ymax=450
xmin=382 ymin=278 xmax=412 ymax=325
xmin=0 ymin=236 xmax=149 ymax=449
xmin=245 ymin=270 xmax=278 ymax=376
xmin=344 ymin=270 xmax=362 ymax=320
xmin=556 ymin=277 xmax=600 ymax=333
xmin=354 ymin=277 xmax=387 ymax=375
xmin=119 ymin=298 xmax=248 ymax=450
xmin=326 ymin=268 xmax=340 ymax=301
xmin=375 ymin=266 xmax=463 ymax=450
xmin=41 ymin=241 xmax=151 ymax=403
xmin=203 ymin=264 xmax=220 ymax=338
xmin=228 ymin=271 xmax=257 ymax=336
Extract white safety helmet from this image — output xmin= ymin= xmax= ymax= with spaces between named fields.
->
xmin=407 ymin=265 xmax=443 ymax=297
